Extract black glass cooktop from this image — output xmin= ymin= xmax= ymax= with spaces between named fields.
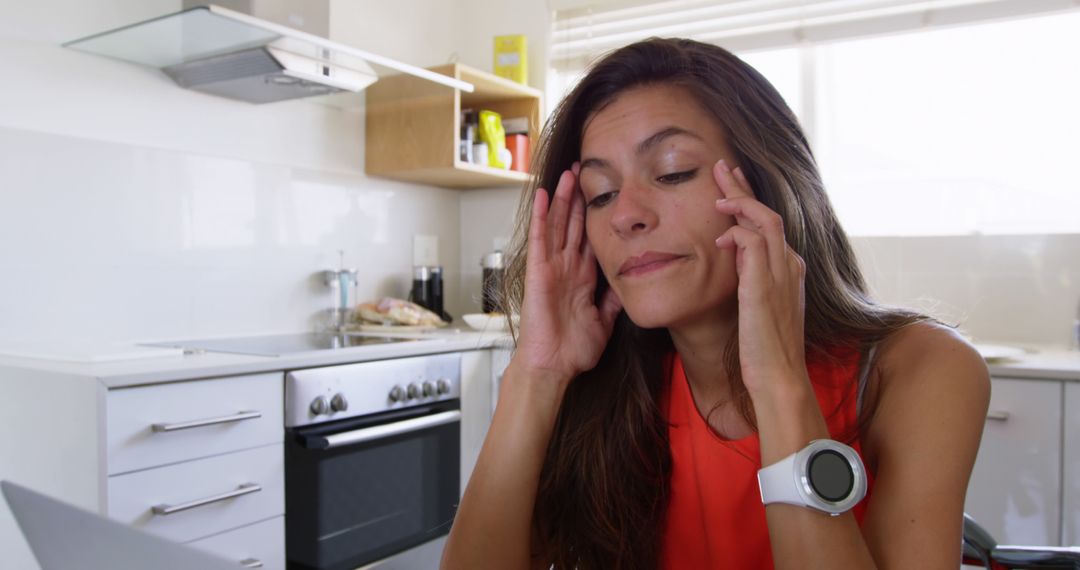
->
xmin=142 ymin=332 xmax=417 ymax=357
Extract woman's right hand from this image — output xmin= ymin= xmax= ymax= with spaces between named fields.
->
xmin=513 ymin=164 xmax=623 ymax=387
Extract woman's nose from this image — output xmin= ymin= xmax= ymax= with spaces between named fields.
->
xmin=610 ymin=184 xmax=659 ymax=236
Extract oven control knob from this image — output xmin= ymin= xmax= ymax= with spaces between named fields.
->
xmin=309 ymin=396 xmax=329 ymax=416
xmin=437 ymin=379 xmax=451 ymax=395
xmin=423 ymin=381 xmax=435 ymax=397
xmin=389 ymin=385 xmax=405 ymax=402
xmin=331 ymin=393 xmax=348 ymax=412
xmin=407 ymin=383 xmax=421 ymax=400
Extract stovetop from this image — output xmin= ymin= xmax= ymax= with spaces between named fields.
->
xmin=142 ymin=332 xmax=418 ymax=357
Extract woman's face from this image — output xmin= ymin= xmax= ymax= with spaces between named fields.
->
xmin=579 ymin=84 xmax=740 ymax=329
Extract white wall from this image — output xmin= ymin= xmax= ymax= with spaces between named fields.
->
xmin=0 ymin=0 xmax=469 ymax=345
xmin=330 ymin=0 xmax=466 ymax=68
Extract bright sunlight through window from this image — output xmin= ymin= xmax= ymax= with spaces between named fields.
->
xmin=551 ymin=9 xmax=1080 ymax=237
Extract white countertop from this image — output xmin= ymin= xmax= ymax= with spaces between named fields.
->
xmin=1 ymin=331 xmax=1077 ymax=388
xmin=986 ymin=348 xmax=1080 ymax=381
xmin=0 ymin=329 xmax=514 ymax=388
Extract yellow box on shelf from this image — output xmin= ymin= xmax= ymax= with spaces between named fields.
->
xmin=494 ymin=34 xmax=528 ymax=85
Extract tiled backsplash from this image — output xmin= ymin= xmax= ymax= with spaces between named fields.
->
xmin=853 ymin=234 xmax=1080 ymax=348
xmin=0 ymin=126 xmax=461 ymax=344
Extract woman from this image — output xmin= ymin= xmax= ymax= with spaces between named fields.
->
xmin=442 ymin=38 xmax=989 ymax=569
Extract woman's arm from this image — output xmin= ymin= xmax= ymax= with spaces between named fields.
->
xmin=858 ymin=323 xmax=990 ymax=567
xmin=754 ymin=322 xmax=989 ymax=569
xmin=441 ymin=166 xmax=622 ymax=569
xmin=712 ymin=159 xmax=989 ymax=568
xmin=440 ymin=361 xmax=568 ymax=569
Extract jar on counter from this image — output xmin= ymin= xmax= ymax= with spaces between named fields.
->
xmin=481 ymin=251 xmax=505 ymax=314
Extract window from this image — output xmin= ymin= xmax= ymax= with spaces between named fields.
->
xmin=814 ymin=12 xmax=1080 ymax=235
xmin=549 ymin=1 xmax=1080 ymax=235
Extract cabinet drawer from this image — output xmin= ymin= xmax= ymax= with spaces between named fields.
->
xmin=107 ymin=372 xmax=283 ymax=474
xmin=108 ymin=443 xmax=284 ymax=543
xmin=964 ymin=377 xmax=1062 ymax=546
xmin=188 ymin=515 xmax=284 ymax=570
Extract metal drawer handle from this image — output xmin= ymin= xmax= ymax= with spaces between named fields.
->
xmin=319 ymin=410 xmax=461 ymax=450
xmin=152 ymin=411 xmax=262 ymax=432
xmin=986 ymin=410 xmax=1010 ymax=422
xmin=151 ymin=483 xmax=261 ymax=516
xmin=239 ymin=558 xmax=263 ymax=568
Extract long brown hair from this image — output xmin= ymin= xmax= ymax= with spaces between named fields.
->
xmin=499 ymin=38 xmax=927 ymax=569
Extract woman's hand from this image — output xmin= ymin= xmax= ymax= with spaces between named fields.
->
xmin=514 ymin=164 xmax=623 ymax=387
xmin=712 ymin=159 xmax=809 ymax=398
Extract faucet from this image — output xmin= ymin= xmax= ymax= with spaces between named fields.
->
xmin=325 ymin=250 xmax=358 ymax=332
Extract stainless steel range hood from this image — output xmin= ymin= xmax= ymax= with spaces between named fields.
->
xmin=63 ymin=4 xmax=473 ymax=105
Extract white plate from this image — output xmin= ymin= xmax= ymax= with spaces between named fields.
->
xmin=462 ymin=313 xmax=516 ymax=332
xmin=973 ymin=343 xmax=1027 ymax=363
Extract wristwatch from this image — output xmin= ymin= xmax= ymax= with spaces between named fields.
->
xmin=756 ymin=439 xmax=867 ymax=516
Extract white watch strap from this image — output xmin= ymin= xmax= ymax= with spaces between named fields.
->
xmin=757 ymin=452 xmax=803 ymax=506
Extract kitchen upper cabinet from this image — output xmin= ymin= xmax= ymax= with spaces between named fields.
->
xmin=965 ymin=377 xmax=1062 ymax=546
xmin=365 ymin=63 xmax=542 ymax=189
xmin=1065 ymin=382 xmax=1079 ymax=546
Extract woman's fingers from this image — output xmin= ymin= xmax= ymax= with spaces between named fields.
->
xmin=713 ymin=160 xmax=788 ymax=278
xmin=712 ymin=159 xmax=751 ymax=200
xmin=565 ymin=182 xmax=586 ymax=254
xmin=715 ymin=224 xmax=771 ymax=296
xmin=547 ymin=170 xmax=577 ymax=254
xmin=715 ymin=197 xmax=788 ymax=279
xmin=528 ymin=189 xmax=549 ymax=265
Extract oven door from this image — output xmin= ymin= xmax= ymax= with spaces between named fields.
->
xmin=285 ymin=400 xmax=460 ymax=570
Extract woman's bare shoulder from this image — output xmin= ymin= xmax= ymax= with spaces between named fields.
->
xmin=875 ymin=320 xmax=987 ymax=388
xmin=864 ymin=320 xmax=990 ymax=452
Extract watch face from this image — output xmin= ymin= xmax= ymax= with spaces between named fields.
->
xmin=808 ymin=449 xmax=854 ymax=502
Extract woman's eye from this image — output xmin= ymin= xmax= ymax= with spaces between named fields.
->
xmin=656 ymin=169 xmax=698 ymax=184
xmin=587 ymin=191 xmax=617 ymax=208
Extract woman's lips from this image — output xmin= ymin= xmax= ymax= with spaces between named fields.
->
xmin=618 ymin=252 xmax=687 ymax=277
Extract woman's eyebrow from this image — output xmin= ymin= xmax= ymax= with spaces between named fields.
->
xmin=579 ymin=157 xmax=609 ymax=171
xmin=637 ymin=126 xmax=702 ymax=155
xmin=579 ymin=126 xmax=703 ymax=172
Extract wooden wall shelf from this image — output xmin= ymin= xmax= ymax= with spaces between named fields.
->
xmin=365 ymin=63 xmax=542 ymax=189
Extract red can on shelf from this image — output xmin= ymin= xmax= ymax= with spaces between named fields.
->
xmin=506 ymin=133 xmax=530 ymax=173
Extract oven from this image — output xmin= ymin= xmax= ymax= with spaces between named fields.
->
xmin=283 ymin=353 xmax=461 ymax=570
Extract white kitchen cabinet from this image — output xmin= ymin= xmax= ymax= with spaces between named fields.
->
xmin=459 ymin=347 xmax=513 ymax=497
xmin=105 ymin=373 xmax=286 ymax=561
xmin=0 ymin=339 xmax=506 ymax=570
xmin=188 ymin=515 xmax=285 ymax=570
xmin=460 ymin=350 xmax=493 ymax=497
xmin=1064 ymin=382 xmax=1079 ymax=546
xmin=107 ymin=443 xmax=283 ymax=543
xmin=0 ymin=368 xmax=286 ymax=570
xmin=107 ymin=372 xmax=282 ymax=474
xmin=965 ymin=377 xmax=1062 ymax=546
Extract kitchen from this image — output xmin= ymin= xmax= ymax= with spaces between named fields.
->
xmin=1 ymin=0 xmax=1078 ymax=569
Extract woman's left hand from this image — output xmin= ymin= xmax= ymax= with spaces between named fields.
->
xmin=712 ymin=159 xmax=810 ymax=399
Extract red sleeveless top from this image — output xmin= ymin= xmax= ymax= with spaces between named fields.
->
xmin=660 ymin=350 xmax=875 ymax=569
